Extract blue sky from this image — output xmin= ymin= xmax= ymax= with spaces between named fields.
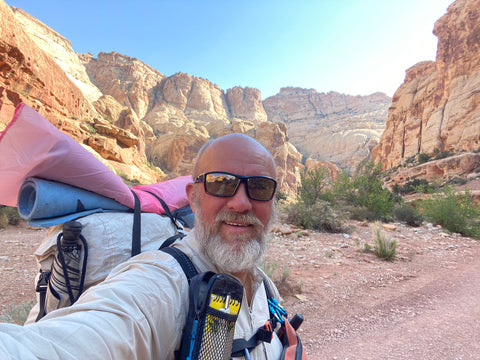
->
xmin=8 ymin=0 xmax=453 ymax=99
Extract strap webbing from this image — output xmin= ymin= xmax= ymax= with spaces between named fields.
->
xmin=161 ymin=246 xmax=198 ymax=281
xmin=131 ymin=190 xmax=142 ymax=257
xmin=35 ymin=270 xmax=51 ymax=321
xmin=144 ymin=190 xmax=182 ymax=230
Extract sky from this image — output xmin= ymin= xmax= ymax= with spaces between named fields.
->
xmin=7 ymin=0 xmax=454 ymax=99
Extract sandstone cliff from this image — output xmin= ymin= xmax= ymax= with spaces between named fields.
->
xmin=0 ymin=0 xmax=303 ymax=194
xmin=264 ymin=88 xmax=390 ymax=173
xmin=373 ymin=0 xmax=480 ymax=173
xmin=0 ymin=4 xmax=163 ymax=184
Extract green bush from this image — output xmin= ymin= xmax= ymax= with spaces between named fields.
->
xmin=0 ymin=301 xmax=35 ymax=325
xmin=419 ymin=187 xmax=480 ymax=238
xmin=434 ymin=150 xmax=454 ymax=160
xmin=0 ymin=213 xmax=8 ymax=229
xmin=372 ymin=224 xmax=397 ymax=260
xmin=418 ymin=153 xmax=431 ymax=164
xmin=0 ymin=206 xmax=20 ymax=228
xmin=346 ymin=161 xmax=399 ymax=221
xmin=393 ymin=178 xmax=430 ymax=195
xmin=449 ymin=177 xmax=467 ymax=186
xmin=275 ymin=190 xmax=287 ymax=202
xmin=345 ymin=205 xmax=377 ymax=222
xmin=392 ymin=203 xmax=423 ymax=227
xmin=298 ymin=167 xmax=330 ymax=206
xmin=286 ymin=199 xmax=346 ymax=233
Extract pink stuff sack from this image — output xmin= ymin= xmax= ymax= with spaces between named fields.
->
xmin=0 ymin=103 xmax=191 ymax=215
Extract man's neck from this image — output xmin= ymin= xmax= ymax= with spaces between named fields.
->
xmin=232 ymin=271 xmax=253 ymax=305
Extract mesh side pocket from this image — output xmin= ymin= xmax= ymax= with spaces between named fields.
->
xmin=197 ymin=308 xmax=238 ymax=360
xmin=179 ymin=272 xmax=243 ymax=360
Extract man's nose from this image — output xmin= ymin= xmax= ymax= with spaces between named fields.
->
xmin=227 ymin=183 xmax=253 ymax=212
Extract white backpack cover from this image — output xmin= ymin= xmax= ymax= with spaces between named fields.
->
xmin=26 ymin=211 xmax=184 ymax=323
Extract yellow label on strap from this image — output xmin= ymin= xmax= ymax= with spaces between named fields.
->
xmin=209 ymin=294 xmax=241 ymax=315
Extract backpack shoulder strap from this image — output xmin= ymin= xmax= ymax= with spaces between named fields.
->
xmin=144 ymin=190 xmax=183 ymax=231
xmin=161 ymin=246 xmax=198 ymax=281
xmin=131 ymin=190 xmax=142 ymax=257
xmin=230 ymin=276 xmax=275 ymax=357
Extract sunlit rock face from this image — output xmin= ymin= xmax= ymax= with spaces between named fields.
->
xmin=374 ymin=0 xmax=480 ymax=171
xmin=264 ymin=87 xmax=390 ymax=173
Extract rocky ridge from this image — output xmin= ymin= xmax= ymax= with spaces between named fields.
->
xmin=0 ymin=0 xmax=394 ymax=194
xmin=0 ymin=1 xmax=304 ymax=193
xmin=374 ymin=0 xmax=480 ymax=181
xmin=264 ymin=88 xmax=390 ymax=173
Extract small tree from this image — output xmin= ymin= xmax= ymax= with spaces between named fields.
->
xmin=330 ymin=161 xmax=399 ymax=221
xmin=419 ymin=186 xmax=480 ymax=238
xmin=298 ymin=167 xmax=330 ymax=206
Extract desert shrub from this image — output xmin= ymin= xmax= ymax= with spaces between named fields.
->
xmin=349 ymin=162 xmax=399 ymax=220
xmin=392 ymin=203 xmax=423 ymax=227
xmin=275 ymin=190 xmax=287 ymax=202
xmin=286 ymin=199 xmax=346 ymax=233
xmin=298 ymin=167 xmax=330 ymax=206
xmin=116 ymin=170 xmax=141 ymax=186
xmin=434 ymin=150 xmax=454 ymax=160
xmin=449 ymin=177 xmax=467 ymax=186
xmin=393 ymin=178 xmax=429 ymax=195
xmin=0 ymin=206 xmax=20 ymax=227
xmin=345 ymin=205 xmax=377 ymax=222
xmin=372 ymin=223 xmax=397 ymax=260
xmin=326 ymin=161 xmax=399 ymax=221
xmin=0 ymin=301 xmax=35 ymax=325
xmin=419 ymin=186 xmax=480 ymax=238
xmin=0 ymin=213 xmax=8 ymax=229
xmin=418 ymin=153 xmax=431 ymax=164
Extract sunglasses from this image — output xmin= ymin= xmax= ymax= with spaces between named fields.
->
xmin=194 ymin=171 xmax=277 ymax=201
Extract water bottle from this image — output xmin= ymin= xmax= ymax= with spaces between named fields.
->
xmin=44 ymin=221 xmax=86 ymax=314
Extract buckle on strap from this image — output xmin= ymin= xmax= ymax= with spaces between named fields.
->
xmin=35 ymin=270 xmax=51 ymax=293
xmin=231 ymin=322 xmax=273 ymax=357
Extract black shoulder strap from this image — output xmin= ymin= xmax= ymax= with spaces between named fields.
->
xmin=144 ymin=190 xmax=182 ymax=231
xmin=230 ymin=276 xmax=275 ymax=357
xmin=131 ymin=190 xmax=142 ymax=257
xmin=161 ymin=246 xmax=198 ymax=281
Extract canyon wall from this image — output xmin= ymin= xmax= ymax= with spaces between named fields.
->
xmin=374 ymin=0 xmax=480 ymax=172
xmin=0 ymin=1 xmax=303 ymax=193
xmin=264 ymin=88 xmax=390 ymax=172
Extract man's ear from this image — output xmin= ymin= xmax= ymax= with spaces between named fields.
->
xmin=186 ymin=182 xmax=196 ymax=213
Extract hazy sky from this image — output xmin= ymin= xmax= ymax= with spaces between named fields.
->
xmin=7 ymin=0 xmax=453 ymax=99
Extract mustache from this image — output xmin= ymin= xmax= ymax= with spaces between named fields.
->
xmin=214 ymin=210 xmax=263 ymax=228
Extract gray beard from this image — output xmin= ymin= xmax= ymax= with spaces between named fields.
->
xmin=193 ymin=206 xmax=272 ymax=274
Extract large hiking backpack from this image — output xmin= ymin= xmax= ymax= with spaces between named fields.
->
xmin=26 ymin=191 xmax=191 ymax=323
xmin=26 ymin=201 xmax=307 ymax=359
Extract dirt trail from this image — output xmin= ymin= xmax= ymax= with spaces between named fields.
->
xmin=1 ymin=220 xmax=480 ymax=359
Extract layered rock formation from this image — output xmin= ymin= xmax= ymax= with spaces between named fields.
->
xmin=0 ymin=4 xmax=94 ymax=124
xmin=264 ymin=88 xmax=390 ymax=172
xmin=374 ymin=0 xmax=480 ymax=172
xmin=0 ymin=5 xmax=162 ymax=184
xmin=0 ymin=1 xmax=303 ymax=193
xmin=384 ymin=152 xmax=480 ymax=190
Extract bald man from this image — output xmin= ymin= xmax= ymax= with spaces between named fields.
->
xmin=0 ymin=133 xmax=284 ymax=359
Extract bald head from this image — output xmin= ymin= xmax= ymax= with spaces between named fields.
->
xmin=193 ymin=133 xmax=276 ymax=179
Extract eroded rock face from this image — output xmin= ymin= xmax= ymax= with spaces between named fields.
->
xmin=1 ymin=4 xmax=161 ymax=183
xmin=226 ymin=86 xmax=268 ymax=124
xmin=264 ymin=88 xmax=390 ymax=172
xmin=384 ymin=152 xmax=480 ymax=190
xmin=0 ymin=4 xmax=95 ymax=123
xmin=0 ymin=1 xmax=307 ymax=193
xmin=374 ymin=0 xmax=480 ymax=171
xmin=82 ymin=52 xmax=166 ymax=120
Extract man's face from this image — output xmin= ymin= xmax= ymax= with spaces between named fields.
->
xmin=187 ymin=136 xmax=276 ymax=273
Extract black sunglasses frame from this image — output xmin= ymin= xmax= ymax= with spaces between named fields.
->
xmin=194 ymin=171 xmax=277 ymax=201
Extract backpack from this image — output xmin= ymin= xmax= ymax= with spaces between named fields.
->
xmin=26 ymin=196 xmax=307 ymax=359
xmin=27 ymin=191 xmax=191 ymax=323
